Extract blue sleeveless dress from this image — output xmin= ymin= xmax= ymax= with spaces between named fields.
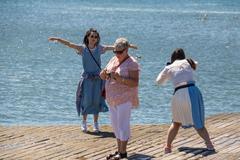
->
xmin=76 ymin=45 xmax=108 ymax=116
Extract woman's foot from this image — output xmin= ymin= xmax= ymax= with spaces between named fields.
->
xmin=205 ymin=141 xmax=215 ymax=151
xmin=164 ymin=145 xmax=172 ymax=154
xmin=93 ymin=122 xmax=100 ymax=133
xmin=111 ymin=152 xmax=127 ymax=160
xmin=81 ymin=121 xmax=87 ymax=132
xmin=106 ymin=151 xmax=118 ymax=160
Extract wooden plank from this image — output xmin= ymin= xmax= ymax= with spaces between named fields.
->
xmin=0 ymin=113 xmax=240 ymax=160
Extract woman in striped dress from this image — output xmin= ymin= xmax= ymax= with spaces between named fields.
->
xmin=156 ymin=48 xmax=214 ymax=154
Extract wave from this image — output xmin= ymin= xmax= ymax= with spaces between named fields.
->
xmin=79 ymin=7 xmax=240 ymax=15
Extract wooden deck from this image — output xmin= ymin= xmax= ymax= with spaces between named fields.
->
xmin=0 ymin=113 xmax=240 ymax=160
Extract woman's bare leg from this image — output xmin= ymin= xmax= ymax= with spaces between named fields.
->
xmin=166 ymin=122 xmax=181 ymax=148
xmin=195 ymin=127 xmax=214 ymax=149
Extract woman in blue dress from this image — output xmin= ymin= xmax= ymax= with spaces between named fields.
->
xmin=49 ymin=28 xmax=114 ymax=132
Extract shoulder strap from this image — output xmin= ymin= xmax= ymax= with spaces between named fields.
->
xmin=87 ymin=47 xmax=101 ymax=70
xmin=116 ymin=55 xmax=130 ymax=68
xmin=104 ymin=56 xmax=130 ymax=72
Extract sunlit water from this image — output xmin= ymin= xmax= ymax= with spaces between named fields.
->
xmin=1 ymin=0 xmax=240 ymax=125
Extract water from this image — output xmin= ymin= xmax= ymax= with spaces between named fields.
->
xmin=1 ymin=0 xmax=240 ymax=125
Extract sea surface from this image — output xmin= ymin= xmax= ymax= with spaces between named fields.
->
xmin=1 ymin=0 xmax=240 ymax=125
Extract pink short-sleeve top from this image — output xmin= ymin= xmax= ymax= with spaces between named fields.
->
xmin=105 ymin=56 xmax=140 ymax=108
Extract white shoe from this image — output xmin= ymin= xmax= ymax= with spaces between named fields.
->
xmin=93 ymin=122 xmax=100 ymax=133
xmin=81 ymin=121 xmax=87 ymax=132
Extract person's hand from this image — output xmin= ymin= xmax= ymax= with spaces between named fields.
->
xmin=48 ymin=37 xmax=59 ymax=42
xmin=100 ymin=69 xmax=111 ymax=80
xmin=110 ymin=72 xmax=121 ymax=82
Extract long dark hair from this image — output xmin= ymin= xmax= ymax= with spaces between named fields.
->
xmin=83 ymin=28 xmax=100 ymax=46
xmin=171 ymin=48 xmax=185 ymax=63
xmin=171 ymin=48 xmax=196 ymax=70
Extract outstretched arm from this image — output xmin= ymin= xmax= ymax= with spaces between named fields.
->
xmin=102 ymin=45 xmax=115 ymax=52
xmin=129 ymin=44 xmax=138 ymax=49
xmin=48 ymin=37 xmax=83 ymax=53
xmin=102 ymin=43 xmax=138 ymax=53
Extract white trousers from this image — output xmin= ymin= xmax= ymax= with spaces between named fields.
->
xmin=109 ymin=101 xmax=132 ymax=141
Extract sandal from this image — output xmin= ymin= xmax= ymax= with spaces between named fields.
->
xmin=106 ymin=151 xmax=119 ymax=160
xmin=164 ymin=145 xmax=172 ymax=154
xmin=112 ymin=152 xmax=127 ymax=160
xmin=205 ymin=142 xmax=215 ymax=151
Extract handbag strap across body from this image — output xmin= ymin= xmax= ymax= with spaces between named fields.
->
xmin=87 ymin=47 xmax=101 ymax=70
xmin=87 ymin=46 xmax=130 ymax=71
xmin=115 ymin=55 xmax=130 ymax=69
xmin=106 ymin=55 xmax=130 ymax=73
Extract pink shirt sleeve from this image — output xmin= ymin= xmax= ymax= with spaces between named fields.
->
xmin=128 ymin=58 xmax=140 ymax=71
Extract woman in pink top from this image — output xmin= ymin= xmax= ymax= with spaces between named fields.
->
xmin=100 ymin=37 xmax=139 ymax=160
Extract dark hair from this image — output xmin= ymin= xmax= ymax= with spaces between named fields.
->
xmin=171 ymin=48 xmax=196 ymax=70
xmin=171 ymin=48 xmax=185 ymax=63
xmin=83 ymin=28 xmax=100 ymax=46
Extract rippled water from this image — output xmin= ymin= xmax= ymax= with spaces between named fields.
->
xmin=1 ymin=0 xmax=240 ymax=125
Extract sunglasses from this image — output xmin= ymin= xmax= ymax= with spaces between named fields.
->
xmin=90 ymin=35 xmax=98 ymax=39
xmin=113 ymin=49 xmax=125 ymax=54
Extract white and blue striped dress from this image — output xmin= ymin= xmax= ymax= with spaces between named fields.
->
xmin=156 ymin=59 xmax=204 ymax=129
